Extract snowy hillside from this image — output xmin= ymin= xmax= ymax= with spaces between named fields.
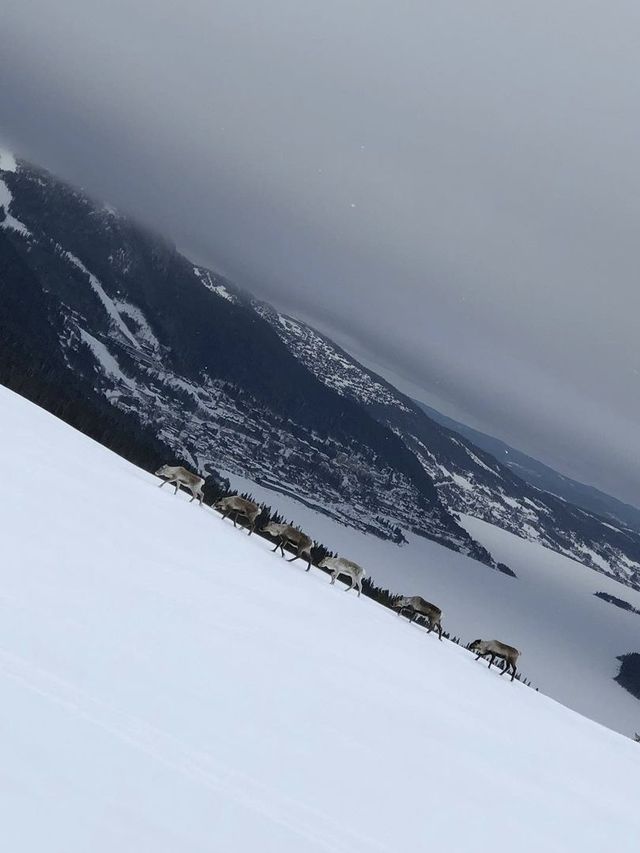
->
xmin=3 ymin=386 xmax=640 ymax=851
xmin=224 ymin=469 xmax=640 ymax=737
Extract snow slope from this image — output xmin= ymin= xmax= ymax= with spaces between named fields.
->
xmin=223 ymin=475 xmax=640 ymax=737
xmin=2 ymin=385 xmax=640 ymax=852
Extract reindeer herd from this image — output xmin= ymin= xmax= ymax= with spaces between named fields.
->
xmin=155 ymin=464 xmax=522 ymax=682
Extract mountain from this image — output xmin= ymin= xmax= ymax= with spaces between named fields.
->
xmin=3 ymin=384 xmax=640 ymax=852
xmin=251 ymin=305 xmax=640 ymax=588
xmin=416 ymin=400 xmax=640 ymax=534
xmin=0 ymin=154 xmax=487 ymax=563
xmin=2 ymin=152 xmax=640 ymax=589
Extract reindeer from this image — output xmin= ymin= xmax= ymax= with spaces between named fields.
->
xmin=392 ymin=595 xmax=443 ymax=640
xmin=469 ymin=639 xmax=520 ymax=682
xmin=319 ymin=556 xmax=366 ymax=597
xmin=215 ymin=495 xmax=261 ymax=535
xmin=261 ymin=522 xmax=313 ymax=570
xmin=155 ymin=465 xmax=204 ymax=505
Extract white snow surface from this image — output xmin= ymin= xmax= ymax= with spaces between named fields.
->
xmin=222 ymin=473 xmax=640 ymax=738
xmin=2 ymin=385 xmax=640 ymax=852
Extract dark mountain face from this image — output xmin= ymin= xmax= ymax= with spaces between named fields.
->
xmin=253 ymin=306 xmax=640 ymax=590
xmin=3 ymin=154 xmax=640 ymax=590
xmin=0 ymin=228 xmax=181 ymax=476
xmin=0 ymin=158 xmax=490 ymax=563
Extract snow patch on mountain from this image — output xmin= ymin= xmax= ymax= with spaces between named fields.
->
xmin=194 ymin=265 xmax=237 ymax=303
xmin=0 ymin=173 xmax=31 ymax=236
xmin=113 ymin=300 xmax=161 ymax=352
xmin=0 ymin=148 xmax=17 ymax=172
xmin=78 ymin=329 xmax=137 ymax=391
xmin=462 ymin=443 xmax=502 ymax=476
xmin=65 ymin=251 xmax=142 ymax=350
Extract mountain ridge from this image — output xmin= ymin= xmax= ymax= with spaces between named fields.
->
xmin=250 ymin=299 xmax=640 ymax=588
xmin=0 ymin=155 xmax=490 ymax=563
xmin=2 ymin=152 xmax=640 ymax=588
xmin=416 ymin=399 xmax=640 ymax=534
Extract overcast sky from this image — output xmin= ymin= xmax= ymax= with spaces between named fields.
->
xmin=2 ymin=1 xmax=640 ymax=505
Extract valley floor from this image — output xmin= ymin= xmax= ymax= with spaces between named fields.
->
xmin=2 ymin=386 xmax=640 ymax=852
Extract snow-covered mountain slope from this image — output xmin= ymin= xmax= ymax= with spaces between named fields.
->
xmin=3 ymin=386 xmax=640 ymax=852
xmin=0 ymin=156 xmax=488 ymax=562
xmin=221 ymin=469 xmax=640 ymax=737
xmin=4 ymin=150 xmax=640 ymax=589
xmin=255 ymin=304 xmax=640 ymax=588
xmin=417 ymin=398 xmax=640 ymax=535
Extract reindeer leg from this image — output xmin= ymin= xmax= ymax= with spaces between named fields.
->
xmin=437 ymin=622 xmax=443 ymax=641
xmin=271 ymin=541 xmax=280 ymax=552
xmin=305 ymin=554 xmax=311 ymax=572
xmin=247 ymin=519 xmax=254 ymax=536
xmin=510 ymin=664 xmax=517 ymax=682
xmin=158 ymin=479 xmax=167 ymax=488
xmin=173 ymin=480 xmax=179 ymax=495
xmin=488 ymin=655 xmax=495 ymax=669
xmin=287 ymin=547 xmax=300 ymax=563
xmin=356 ymin=577 xmax=362 ymax=597
xmin=232 ymin=512 xmax=238 ymax=528
xmin=345 ymin=575 xmax=355 ymax=592
xmin=330 ymin=570 xmax=337 ymax=585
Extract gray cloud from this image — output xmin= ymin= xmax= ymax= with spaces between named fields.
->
xmin=2 ymin=1 xmax=640 ymax=504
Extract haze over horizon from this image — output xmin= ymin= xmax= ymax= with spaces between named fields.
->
xmin=2 ymin=1 xmax=639 ymax=506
